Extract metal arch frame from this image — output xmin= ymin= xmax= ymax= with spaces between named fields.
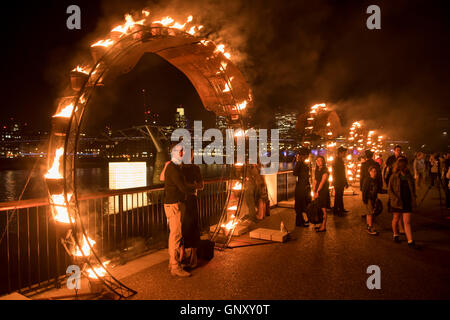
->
xmin=45 ymin=24 xmax=251 ymax=299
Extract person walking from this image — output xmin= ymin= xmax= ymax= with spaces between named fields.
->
xmin=332 ymin=146 xmax=349 ymax=217
xmin=161 ymin=143 xmax=194 ymax=277
xmin=362 ymin=166 xmax=381 ymax=235
xmin=312 ymin=156 xmax=330 ymax=232
xmin=293 ymin=150 xmax=312 ymax=227
xmin=429 ymin=154 xmax=440 ymax=187
xmin=388 ymin=157 xmax=418 ymax=248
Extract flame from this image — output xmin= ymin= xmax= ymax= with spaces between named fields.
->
xmin=346 ymin=155 xmax=352 ymax=160
xmin=53 ymin=103 xmax=74 ymax=118
xmin=86 ymin=261 xmax=110 ymax=279
xmin=235 ymin=162 xmax=244 ymax=167
xmin=91 ymin=39 xmax=114 ymax=47
xmin=234 ymin=129 xmax=245 ymax=137
xmin=142 ymin=10 xmax=150 ymax=17
xmin=221 ymin=220 xmax=238 ymax=231
xmin=72 ymin=66 xmax=90 ymax=75
xmin=233 ymin=100 xmax=247 ymax=111
xmin=215 ymin=44 xmax=231 ymax=59
xmin=227 ymin=205 xmax=237 ymax=211
xmin=45 ymin=147 xmax=64 ymax=179
xmin=232 ymin=181 xmax=242 ymax=190
xmin=51 ymin=193 xmax=74 ymax=224
xmin=73 ymin=235 xmax=96 ymax=257
xmin=223 ymin=83 xmax=231 ymax=93
xmin=111 ymin=14 xmax=145 ymax=35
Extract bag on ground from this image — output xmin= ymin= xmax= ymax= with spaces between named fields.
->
xmin=197 ymin=240 xmax=215 ymax=261
xmin=306 ymin=199 xmax=323 ymax=224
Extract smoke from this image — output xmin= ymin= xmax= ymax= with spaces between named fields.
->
xmin=77 ymin=0 xmax=449 ymax=147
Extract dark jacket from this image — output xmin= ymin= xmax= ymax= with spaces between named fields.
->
xmin=361 ymin=159 xmax=382 ymax=191
xmin=293 ymin=161 xmax=310 ymax=188
xmin=164 ymin=161 xmax=193 ymax=204
xmin=388 ymin=171 xmax=417 ymax=210
xmin=332 ymin=157 xmax=348 ymax=188
xmin=362 ymin=177 xmax=380 ymax=205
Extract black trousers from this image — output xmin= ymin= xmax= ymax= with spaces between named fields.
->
xmin=333 ymin=186 xmax=345 ymax=214
xmin=295 ymin=184 xmax=310 ymax=225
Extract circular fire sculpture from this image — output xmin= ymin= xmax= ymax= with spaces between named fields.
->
xmin=45 ymin=12 xmax=253 ymax=298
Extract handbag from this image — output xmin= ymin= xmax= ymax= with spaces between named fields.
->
xmin=373 ymin=198 xmax=383 ymax=216
xmin=306 ymin=199 xmax=323 ymax=224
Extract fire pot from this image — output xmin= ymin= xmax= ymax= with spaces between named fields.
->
xmin=70 ymin=71 xmax=89 ymax=91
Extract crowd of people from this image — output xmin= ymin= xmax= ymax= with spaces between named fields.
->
xmin=161 ymin=141 xmax=450 ymax=277
xmin=293 ymin=145 xmax=450 ymax=249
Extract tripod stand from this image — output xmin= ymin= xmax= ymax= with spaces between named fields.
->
xmin=418 ymin=176 xmax=445 ymax=217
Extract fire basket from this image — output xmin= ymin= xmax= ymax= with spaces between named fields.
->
xmin=44 ymin=9 xmax=254 ymax=299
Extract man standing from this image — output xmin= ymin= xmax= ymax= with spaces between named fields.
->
xmin=293 ymin=149 xmax=312 ymax=226
xmin=332 ymin=146 xmax=349 ymax=216
xmin=162 ymin=143 xmax=194 ymax=277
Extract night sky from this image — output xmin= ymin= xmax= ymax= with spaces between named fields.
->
xmin=1 ymin=0 xmax=449 ymax=149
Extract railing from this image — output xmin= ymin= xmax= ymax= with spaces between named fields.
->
xmin=0 ymin=179 xmax=228 ymax=296
xmin=0 ymin=171 xmax=294 ymax=296
xmin=277 ymin=170 xmax=296 ymax=202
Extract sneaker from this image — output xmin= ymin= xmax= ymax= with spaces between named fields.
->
xmin=367 ymin=226 xmax=379 ymax=235
xmin=170 ymin=265 xmax=191 ymax=277
xmin=393 ymin=235 xmax=401 ymax=243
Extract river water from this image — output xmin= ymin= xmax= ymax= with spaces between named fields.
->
xmin=0 ymin=163 xmax=230 ymax=202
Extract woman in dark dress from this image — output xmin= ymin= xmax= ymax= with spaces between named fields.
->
xmin=388 ymin=157 xmax=417 ymax=248
xmin=313 ymin=156 xmax=330 ymax=232
xmin=181 ymin=162 xmax=204 ymax=268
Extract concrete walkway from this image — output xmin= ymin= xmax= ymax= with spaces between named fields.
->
xmin=25 ymin=183 xmax=450 ymax=300
xmin=118 ymin=184 xmax=450 ymax=300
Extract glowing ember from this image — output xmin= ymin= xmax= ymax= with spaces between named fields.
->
xmin=73 ymin=235 xmax=96 ymax=257
xmin=45 ymin=147 xmax=64 ymax=179
xmin=51 ymin=193 xmax=74 ymax=224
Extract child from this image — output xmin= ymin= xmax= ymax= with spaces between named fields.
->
xmin=362 ymin=166 xmax=381 ymax=235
